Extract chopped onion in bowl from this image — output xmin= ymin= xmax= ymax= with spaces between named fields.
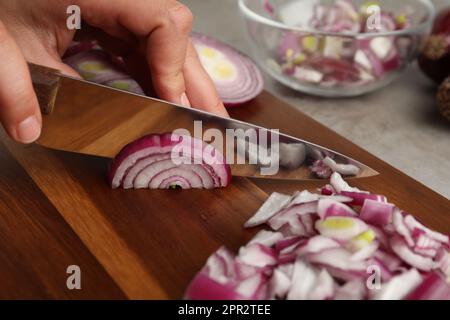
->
xmin=185 ymin=173 xmax=450 ymax=300
xmin=267 ymin=0 xmax=415 ymax=89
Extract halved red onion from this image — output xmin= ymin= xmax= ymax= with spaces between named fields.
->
xmin=108 ymin=133 xmax=231 ymax=189
xmin=191 ymin=33 xmax=264 ymax=106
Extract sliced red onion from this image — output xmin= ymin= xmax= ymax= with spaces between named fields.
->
xmin=191 ymin=33 xmax=263 ymax=106
xmin=184 ymin=273 xmax=246 ymax=300
xmin=268 ymin=268 xmax=292 ymax=299
xmin=307 ymin=247 xmax=368 ymax=271
xmin=371 ymin=268 xmax=422 ymax=300
xmin=406 ymin=272 xmax=450 ymax=300
xmin=275 ymin=236 xmax=306 ymax=253
xmin=248 ymin=230 xmax=284 ymax=248
xmin=390 ymin=235 xmax=438 ymax=271
xmin=235 ymin=272 xmax=268 ymax=300
xmin=339 ymin=191 xmax=387 ymax=206
xmin=392 ymin=209 xmax=415 ymax=247
xmin=308 ymin=269 xmax=336 ymax=300
xmin=335 ymin=280 xmax=367 ymax=300
xmin=287 ymin=259 xmax=319 ymax=300
xmin=350 ymin=241 xmax=379 ymax=261
xmin=109 ymin=133 xmax=231 ymax=190
xmin=315 ymin=216 xmax=368 ymax=241
xmin=237 ymin=243 xmax=277 ymax=268
xmin=269 ymin=202 xmax=318 ymax=231
xmin=185 ymin=171 xmax=450 ymax=300
xmin=289 ymin=190 xmax=320 ymax=206
xmin=403 ymin=215 xmax=449 ymax=244
xmin=360 ymin=200 xmax=394 ymax=226
xmin=244 ymin=192 xmax=291 ymax=228
xmin=64 ymin=49 xmax=144 ymax=95
xmin=373 ymin=250 xmax=404 ymax=273
xmin=330 ymin=172 xmax=366 ymax=193
xmin=369 ymin=257 xmax=394 ymax=282
xmin=295 ymin=235 xmax=341 ymax=256
xmin=322 ymin=156 xmax=360 ymax=176
xmin=317 ymin=198 xmax=358 ymax=220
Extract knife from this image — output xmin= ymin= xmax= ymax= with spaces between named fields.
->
xmin=29 ymin=63 xmax=378 ymax=181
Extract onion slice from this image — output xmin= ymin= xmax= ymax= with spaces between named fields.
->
xmin=108 ymin=133 xmax=231 ymax=189
xmin=191 ymin=33 xmax=264 ymax=106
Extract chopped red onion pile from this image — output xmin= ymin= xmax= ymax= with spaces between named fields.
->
xmin=108 ymin=133 xmax=231 ymax=190
xmin=191 ymin=33 xmax=264 ymax=106
xmin=267 ymin=0 xmax=414 ymax=89
xmin=185 ymin=172 xmax=450 ymax=300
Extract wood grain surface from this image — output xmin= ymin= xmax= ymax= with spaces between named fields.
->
xmin=0 ymin=90 xmax=448 ymax=299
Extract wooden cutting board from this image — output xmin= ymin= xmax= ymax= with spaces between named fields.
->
xmin=0 ymin=90 xmax=448 ymax=299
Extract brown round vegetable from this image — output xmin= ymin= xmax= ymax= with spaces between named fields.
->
xmin=436 ymin=76 xmax=450 ymax=121
xmin=418 ymin=8 xmax=450 ymax=84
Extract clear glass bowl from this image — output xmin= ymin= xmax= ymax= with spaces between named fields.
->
xmin=238 ymin=0 xmax=435 ymax=97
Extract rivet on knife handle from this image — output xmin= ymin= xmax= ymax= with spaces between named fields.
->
xmin=28 ymin=62 xmax=61 ymax=115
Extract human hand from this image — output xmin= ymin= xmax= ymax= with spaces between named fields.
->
xmin=0 ymin=0 xmax=228 ymax=143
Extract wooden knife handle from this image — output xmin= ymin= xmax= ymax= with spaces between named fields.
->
xmin=28 ymin=63 xmax=61 ymax=115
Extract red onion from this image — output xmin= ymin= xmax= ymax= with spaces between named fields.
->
xmin=273 ymin=1 xmax=413 ymax=89
xmin=108 ymin=133 xmax=231 ymax=189
xmin=339 ymin=191 xmax=387 ymax=206
xmin=406 ymin=273 xmax=450 ymax=300
xmin=64 ymin=49 xmax=144 ymax=95
xmin=191 ymin=33 xmax=264 ymax=107
xmin=316 ymin=198 xmax=358 ymax=220
xmin=186 ymin=172 xmax=450 ymax=300
xmin=371 ymin=268 xmax=422 ymax=300
xmin=360 ymin=200 xmax=394 ymax=226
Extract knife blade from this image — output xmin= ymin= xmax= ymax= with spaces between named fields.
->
xmin=29 ymin=63 xmax=378 ymax=181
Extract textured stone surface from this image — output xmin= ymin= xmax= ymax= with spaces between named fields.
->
xmin=183 ymin=0 xmax=450 ymax=199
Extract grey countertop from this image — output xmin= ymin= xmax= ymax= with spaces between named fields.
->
xmin=183 ymin=0 xmax=450 ymax=199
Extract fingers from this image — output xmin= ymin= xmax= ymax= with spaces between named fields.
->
xmin=183 ymin=41 xmax=229 ymax=117
xmin=144 ymin=2 xmax=193 ymax=105
xmin=78 ymin=0 xmax=228 ymax=115
xmin=0 ymin=20 xmax=41 ymax=143
xmin=79 ymin=0 xmax=192 ymax=105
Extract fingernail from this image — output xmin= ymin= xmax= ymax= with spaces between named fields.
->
xmin=180 ymin=93 xmax=191 ymax=107
xmin=16 ymin=116 xmax=41 ymax=143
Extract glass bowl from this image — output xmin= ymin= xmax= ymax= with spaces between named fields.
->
xmin=238 ymin=0 xmax=435 ymax=97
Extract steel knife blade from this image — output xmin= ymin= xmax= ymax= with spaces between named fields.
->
xmin=29 ymin=63 xmax=378 ymax=181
